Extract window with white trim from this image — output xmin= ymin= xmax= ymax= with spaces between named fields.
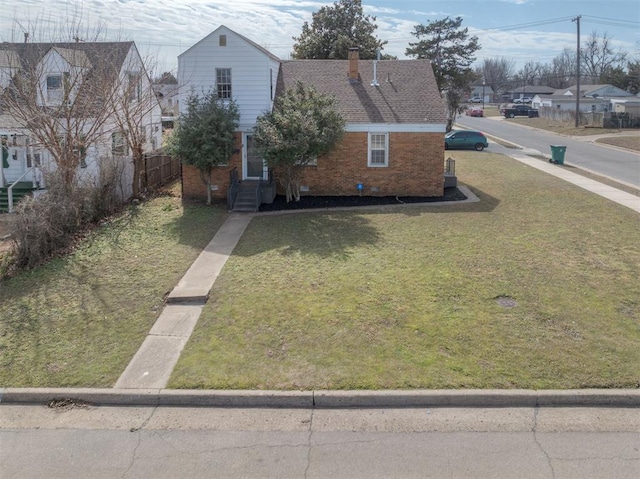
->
xmin=216 ymin=68 xmax=232 ymax=99
xmin=368 ymin=132 xmax=388 ymax=167
xmin=127 ymin=71 xmax=142 ymax=101
xmin=46 ymin=72 xmax=70 ymax=103
xmin=112 ymin=131 xmax=129 ymax=156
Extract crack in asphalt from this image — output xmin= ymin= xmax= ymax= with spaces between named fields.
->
xmin=304 ymin=408 xmax=314 ymax=479
xmin=122 ymin=404 xmax=158 ymax=478
xmin=532 ymin=405 xmax=556 ymax=479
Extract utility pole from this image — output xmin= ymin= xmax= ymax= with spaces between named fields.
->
xmin=573 ymin=15 xmax=581 ymax=128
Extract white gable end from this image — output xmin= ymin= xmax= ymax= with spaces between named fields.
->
xmin=178 ymin=25 xmax=280 ymax=130
xmin=37 ymin=48 xmax=91 ymax=107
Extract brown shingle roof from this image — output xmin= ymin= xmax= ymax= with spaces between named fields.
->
xmin=277 ymin=59 xmax=446 ymax=124
xmin=1 ymin=42 xmax=132 ymax=74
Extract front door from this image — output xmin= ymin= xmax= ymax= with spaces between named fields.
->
xmin=243 ymin=133 xmax=266 ymax=180
xmin=1 ymin=136 xmax=26 ymax=184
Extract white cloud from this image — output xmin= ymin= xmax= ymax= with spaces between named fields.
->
xmin=1 ymin=0 xmax=636 ymax=74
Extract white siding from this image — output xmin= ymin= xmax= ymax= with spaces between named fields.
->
xmin=36 ymin=49 xmax=90 ymax=107
xmin=178 ymin=26 xmax=279 ymax=130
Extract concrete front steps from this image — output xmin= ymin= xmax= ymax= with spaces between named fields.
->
xmin=231 ymin=180 xmax=261 ymax=212
xmin=0 ymin=182 xmax=36 ymax=213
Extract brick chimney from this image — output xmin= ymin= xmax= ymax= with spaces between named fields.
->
xmin=348 ymin=47 xmax=359 ymax=83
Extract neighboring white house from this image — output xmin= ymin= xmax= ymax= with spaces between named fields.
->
xmin=178 ymin=25 xmax=280 ymax=180
xmin=468 ymin=84 xmax=494 ymax=104
xmin=532 ymin=84 xmax=635 ymax=112
xmin=0 ymin=41 xmax=162 ymax=201
xmin=153 ymin=73 xmax=180 ymax=127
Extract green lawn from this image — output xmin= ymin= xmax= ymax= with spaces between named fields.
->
xmin=170 ymin=152 xmax=640 ymax=390
xmin=0 ymin=187 xmax=227 ymax=387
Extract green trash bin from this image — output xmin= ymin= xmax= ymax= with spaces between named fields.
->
xmin=550 ymin=145 xmax=567 ymax=165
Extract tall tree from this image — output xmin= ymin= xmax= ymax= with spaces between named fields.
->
xmin=406 ymin=16 xmax=480 ymax=130
xmin=625 ymin=60 xmax=640 ymax=94
xmin=106 ymin=54 xmax=161 ymax=198
xmin=581 ymin=31 xmax=627 ymax=83
xmin=170 ymin=92 xmax=239 ymax=205
xmin=514 ymin=61 xmax=545 ymax=90
xmin=292 ymin=0 xmax=387 ymax=60
xmin=539 ymin=48 xmax=577 ymax=89
xmin=476 ymin=57 xmax=515 ymax=96
xmin=253 ymin=82 xmax=345 ymax=203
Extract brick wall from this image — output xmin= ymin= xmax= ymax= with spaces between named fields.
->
xmin=181 ymin=132 xmax=242 ymax=202
xmin=298 ymin=132 xmax=444 ymax=197
xmin=181 ymin=131 xmax=445 ymax=201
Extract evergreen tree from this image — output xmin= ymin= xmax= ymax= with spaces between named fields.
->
xmin=292 ymin=0 xmax=388 ymax=60
xmin=170 ymin=92 xmax=239 ymax=204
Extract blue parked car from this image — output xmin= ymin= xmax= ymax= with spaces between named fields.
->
xmin=444 ymin=129 xmax=489 ymax=151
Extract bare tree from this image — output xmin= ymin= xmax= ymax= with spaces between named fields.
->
xmin=1 ymin=42 xmax=123 ymax=186
xmin=476 ymin=57 xmax=515 ymax=96
xmin=1 ymin=27 xmax=160 ymax=196
xmin=514 ymin=61 xmax=544 ymax=87
xmin=539 ymin=48 xmax=576 ymax=89
xmin=581 ymin=31 xmax=628 ymax=84
xmin=105 ymin=48 xmax=162 ymax=197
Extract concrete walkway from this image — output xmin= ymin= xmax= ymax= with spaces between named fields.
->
xmin=114 ymin=213 xmax=253 ymax=389
xmin=113 ymin=148 xmax=637 ymax=392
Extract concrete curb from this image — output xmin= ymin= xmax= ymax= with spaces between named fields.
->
xmin=2 ymin=388 xmax=638 ymax=408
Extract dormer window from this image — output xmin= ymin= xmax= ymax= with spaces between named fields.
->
xmin=47 ymin=72 xmax=69 ymax=103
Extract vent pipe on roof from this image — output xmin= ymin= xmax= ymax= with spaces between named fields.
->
xmin=23 ymin=32 xmax=29 ymax=43
xmin=371 ymin=49 xmax=380 ymax=87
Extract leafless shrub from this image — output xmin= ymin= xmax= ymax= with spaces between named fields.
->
xmin=9 ymin=160 xmax=123 ymax=269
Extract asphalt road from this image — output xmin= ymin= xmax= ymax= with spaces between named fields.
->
xmin=455 ymin=114 xmax=640 ymax=188
xmin=2 ymin=405 xmax=639 ymax=478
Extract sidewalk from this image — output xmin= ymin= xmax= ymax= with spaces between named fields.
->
xmin=489 ymin=142 xmax=640 ymax=213
xmin=3 ymin=152 xmax=639 ymax=407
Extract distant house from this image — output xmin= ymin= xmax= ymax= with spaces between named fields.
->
xmin=153 ymin=73 xmax=179 ymax=128
xmin=468 ymin=84 xmax=495 ymax=104
xmin=532 ymin=84 xmax=636 ymax=112
xmin=504 ymin=86 xmax=555 ymax=104
xmin=0 ymin=41 xmax=162 ymax=207
xmin=178 ymin=25 xmax=447 ymax=208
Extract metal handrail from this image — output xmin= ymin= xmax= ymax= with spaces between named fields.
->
xmin=254 ymin=179 xmax=261 ymax=212
xmin=7 ymin=166 xmax=42 ymax=213
xmin=226 ymin=167 xmax=239 ymax=210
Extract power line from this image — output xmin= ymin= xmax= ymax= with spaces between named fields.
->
xmin=582 ymin=15 xmax=639 ymax=26
xmin=479 ymin=16 xmax=576 ymax=32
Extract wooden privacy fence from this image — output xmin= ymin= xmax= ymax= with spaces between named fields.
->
xmin=143 ymin=154 xmax=180 ymax=190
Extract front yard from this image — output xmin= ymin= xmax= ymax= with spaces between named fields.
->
xmin=0 ymin=186 xmax=227 ymax=387
xmin=1 ymin=152 xmax=639 ymax=390
xmin=170 ymin=152 xmax=640 ymax=390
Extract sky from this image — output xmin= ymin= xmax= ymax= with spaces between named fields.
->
xmin=1 ymin=0 xmax=638 ymax=76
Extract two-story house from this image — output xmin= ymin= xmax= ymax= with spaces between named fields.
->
xmin=0 ymin=41 xmax=162 ymax=209
xmin=178 ymin=26 xmax=448 ymax=209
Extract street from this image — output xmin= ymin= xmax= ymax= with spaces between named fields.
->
xmin=455 ymin=115 xmax=640 ymax=188
xmin=2 ymin=405 xmax=639 ymax=478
